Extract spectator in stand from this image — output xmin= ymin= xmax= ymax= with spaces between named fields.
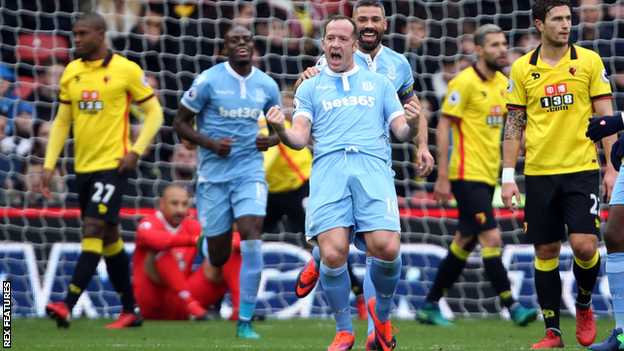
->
xmin=111 ymin=3 xmax=166 ymax=75
xmin=31 ymin=121 xmax=51 ymax=160
xmin=570 ymin=0 xmax=618 ymax=57
xmin=157 ymin=143 xmax=198 ymax=199
xmin=514 ymin=31 xmax=542 ymax=51
xmin=97 ymin=0 xmax=142 ymax=35
xmin=396 ymin=16 xmax=440 ymax=93
xmin=133 ymin=184 xmax=242 ymax=320
xmin=460 ymin=34 xmax=476 ymax=55
xmin=502 ymin=48 xmax=526 ymax=77
xmin=0 ymin=64 xmax=34 ymax=135
xmin=0 ymin=115 xmax=13 ymax=191
xmin=255 ymin=7 xmax=302 ymax=86
xmin=431 ymin=57 xmax=472 ymax=101
xmin=10 ymin=160 xmax=64 ymax=206
xmin=26 ymin=59 xmax=66 ymax=122
xmin=0 ymin=105 xmax=35 ymax=158
xmin=613 ymin=61 xmax=624 ymax=111
xmin=233 ymin=2 xmax=255 ymax=29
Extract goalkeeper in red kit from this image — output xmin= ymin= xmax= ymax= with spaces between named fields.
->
xmin=133 ymin=184 xmax=242 ymax=320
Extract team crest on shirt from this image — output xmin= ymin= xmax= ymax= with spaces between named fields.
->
xmin=255 ymin=88 xmax=265 ymax=102
xmin=104 ymin=75 xmax=111 ymax=84
xmin=362 ymin=81 xmax=374 ymax=91
xmin=601 ymin=69 xmax=609 ymax=83
xmin=387 ymin=65 xmax=396 ymax=80
xmin=569 ymin=65 xmax=578 ymax=77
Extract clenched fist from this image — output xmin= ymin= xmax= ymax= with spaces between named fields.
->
xmin=404 ymin=101 xmax=422 ymax=128
xmin=266 ymin=105 xmax=286 ymax=132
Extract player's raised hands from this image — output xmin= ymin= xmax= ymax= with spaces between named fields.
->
xmin=300 ymin=67 xmax=320 ymax=81
xmin=209 ymin=138 xmax=236 ymax=157
xmin=40 ymin=168 xmax=53 ymax=201
xmin=403 ymin=101 xmax=422 ymax=127
xmin=256 ymin=134 xmax=271 ymax=151
xmin=266 ymin=105 xmax=286 ymax=132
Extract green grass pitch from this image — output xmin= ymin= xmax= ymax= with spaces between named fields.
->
xmin=13 ymin=316 xmax=615 ymax=350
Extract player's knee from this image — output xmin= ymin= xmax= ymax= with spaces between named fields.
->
xmin=320 ymin=246 xmax=349 ymax=268
xmin=534 ymin=242 xmax=560 ymax=260
xmin=209 ymin=252 xmax=231 ymax=268
xmin=603 ymin=222 xmax=624 ymax=251
xmin=572 ymin=241 xmax=597 ymax=261
xmin=478 ymin=229 xmax=501 ymax=248
xmin=83 ymin=222 xmax=106 ymax=239
xmin=455 ymin=235 xmax=476 ymax=249
xmin=372 ymin=240 xmax=400 ymax=261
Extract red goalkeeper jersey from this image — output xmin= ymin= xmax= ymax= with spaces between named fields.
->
xmin=133 ymin=211 xmax=201 ymax=285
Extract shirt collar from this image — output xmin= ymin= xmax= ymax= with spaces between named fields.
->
xmin=324 ymin=64 xmax=360 ymax=78
xmin=225 ymin=61 xmax=255 ymax=82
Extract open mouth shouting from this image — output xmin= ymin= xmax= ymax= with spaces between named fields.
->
xmin=330 ymin=51 xmax=343 ymax=65
xmin=358 ymin=29 xmax=381 ymax=50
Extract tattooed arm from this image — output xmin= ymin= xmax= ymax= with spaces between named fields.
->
xmin=501 ymin=109 xmax=526 ymax=212
xmin=502 ymin=109 xmax=526 ymax=168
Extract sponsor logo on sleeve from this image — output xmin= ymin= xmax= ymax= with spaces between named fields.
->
xmin=448 ymin=91 xmax=461 ymax=105
xmin=507 ymin=79 xmax=515 ymax=93
xmin=187 ymin=87 xmax=198 ymax=100
xmin=602 ymin=69 xmax=609 ymax=83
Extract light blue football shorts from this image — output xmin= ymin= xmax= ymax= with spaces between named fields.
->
xmin=305 ymin=150 xmax=401 ymax=251
xmin=196 ymin=173 xmax=267 ymax=237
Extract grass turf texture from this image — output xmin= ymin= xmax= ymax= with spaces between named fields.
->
xmin=13 ymin=316 xmax=614 ymax=350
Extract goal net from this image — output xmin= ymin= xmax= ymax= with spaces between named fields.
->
xmin=1 ymin=0 xmax=622 ymax=320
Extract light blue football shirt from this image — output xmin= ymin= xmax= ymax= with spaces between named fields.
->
xmin=293 ymin=66 xmax=404 ymax=163
xmin=180 ymin=62 xmax=281 ymax=182
xmin=316 ymin=47 xmax=414 ymax=168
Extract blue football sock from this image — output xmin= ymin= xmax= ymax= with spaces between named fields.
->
xmin=320 ymin=262 xmax=353 ymax=333
xmin=312 ymin=246 xmax=321 ymax=270
xmin=364 ymin=256 xmax=375 ymax=335
xmin=370 ymin=256 xmax=402 ymax=323
xmin=606 ymin=252 xmax=624 ymax=330
xmin=239 ymin=239 xmax=263 ymax=322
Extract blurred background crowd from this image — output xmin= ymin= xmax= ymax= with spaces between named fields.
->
xmin=1 ymin=0 xmax=623 ymax=213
